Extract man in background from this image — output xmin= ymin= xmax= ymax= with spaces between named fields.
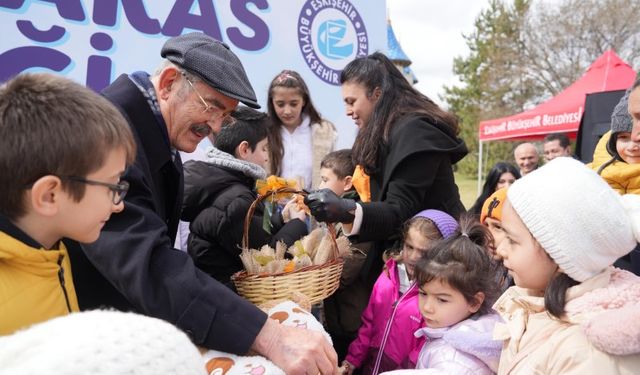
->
xmin=543 ymin=133 xmax=572 ymax=162
xmin=513 ymin=142 xmax=539 ymax=176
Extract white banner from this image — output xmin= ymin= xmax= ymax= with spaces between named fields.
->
xmin=0 ymin=0 xmax=387 ymax=149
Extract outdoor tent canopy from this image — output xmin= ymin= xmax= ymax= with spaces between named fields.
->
xmin=478 ymin=50 xmax=636 ymax=141
xmin=475 ymin=50 xmax=636 ymax=192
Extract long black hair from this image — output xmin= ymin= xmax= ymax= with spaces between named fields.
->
xmin=469 ymin=162 xmax=521 ymax=215
xmin=544 ymin=272 xmax=579 ymax=319
xmin=340 ymin=52 xmax=459 ymax=175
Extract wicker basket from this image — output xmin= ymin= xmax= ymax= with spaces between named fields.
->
xmin=232 ymin=188 xmax=344 ymax=305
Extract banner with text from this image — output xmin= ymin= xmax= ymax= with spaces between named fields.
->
xmin=0 ymin=0 xmax=386 ymax=148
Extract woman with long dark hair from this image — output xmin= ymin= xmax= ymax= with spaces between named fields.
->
xmin=469 ymin=162 xmax=520 ymax=215
xmin=305 ymin=51 xmax=468 ymax=283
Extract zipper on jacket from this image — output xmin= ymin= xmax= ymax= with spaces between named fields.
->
xmin=372 ymin=283 xmax=417 ymax=375
xmin=57 ymin=255 xmax=72 ymax=313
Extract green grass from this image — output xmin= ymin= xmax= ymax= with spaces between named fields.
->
xmin=455 ymin=172 xmax=479 ymax=210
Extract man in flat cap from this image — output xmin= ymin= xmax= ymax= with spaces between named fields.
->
xmin=65 ymin=33 xmax=338 ymax=374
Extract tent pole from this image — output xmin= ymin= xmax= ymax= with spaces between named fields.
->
xmin=477 ymin=140 xmax=483 ymax=196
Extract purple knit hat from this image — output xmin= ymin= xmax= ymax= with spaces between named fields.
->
xmin=413 ymin=209 xmax=459 ymax=239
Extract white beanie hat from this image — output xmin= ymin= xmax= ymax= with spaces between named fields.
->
xmin=507 ymin=157 xmax=640 ymax=282
xmin=0 ymin=310 xmax=206 ymax=375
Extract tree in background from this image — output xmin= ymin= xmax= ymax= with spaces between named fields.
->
xmin=522 ymin=0 xmax=640 ymax=99
xmin=445 ymin=0 xmax=640 ymax=178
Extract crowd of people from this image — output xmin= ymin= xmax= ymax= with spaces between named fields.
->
xmin=1 ymin=31 xmax=640 ymax=375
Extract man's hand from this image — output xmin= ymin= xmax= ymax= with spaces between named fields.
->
xmin=252 ymin=318 xmax=338 ymax=374
xmin=304 ymin=189 xmax=356 ymax=223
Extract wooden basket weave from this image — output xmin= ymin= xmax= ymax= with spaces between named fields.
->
xmin=232 ymin=188 xmax=344 ymax=305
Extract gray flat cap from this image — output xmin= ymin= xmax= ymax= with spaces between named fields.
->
xmin=161 ymin=32 xmax=260 ymax=109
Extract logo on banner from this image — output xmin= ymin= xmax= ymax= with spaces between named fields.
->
xmin=297 ymin=0 xmax=368 ymax=85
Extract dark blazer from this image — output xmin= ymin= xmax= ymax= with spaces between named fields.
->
xmin=66 ymin=74 xmax=266 ymax=354
xmin=182 ymin=160 xmax=308 ymax=284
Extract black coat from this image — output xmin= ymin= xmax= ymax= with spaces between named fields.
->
xmin=66 ymin=74 xmax=266 ymax=354
xmin=356 ymin=114 xmax=468 ymax=281
xmin=182 ymin=160 xmax=308 ymax=284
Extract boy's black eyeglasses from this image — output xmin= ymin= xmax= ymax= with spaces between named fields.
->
xmin=61 ymin=176 xmax=129 ymax=205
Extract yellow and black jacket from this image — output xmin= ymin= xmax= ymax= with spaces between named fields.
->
xmin=0 ymin=216 xmax=79 ymax=335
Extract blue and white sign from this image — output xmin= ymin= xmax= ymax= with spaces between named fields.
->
xmin=0 ymin=0 xmax=386 ymax=148
xmin=298 ymin=0 xmax=369 ymax=85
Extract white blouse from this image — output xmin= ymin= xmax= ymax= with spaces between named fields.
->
xmin=280 ymin=115 xmax=313 ymax=190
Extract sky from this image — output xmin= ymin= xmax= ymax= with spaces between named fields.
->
xmin=386 ymin=0 xmax=490 ymax=107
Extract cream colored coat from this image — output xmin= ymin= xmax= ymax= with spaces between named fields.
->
xmin=309 ymin=119 xmax=338 ymax=188
xmin=493 ymin=268 xmax=640 ymax=374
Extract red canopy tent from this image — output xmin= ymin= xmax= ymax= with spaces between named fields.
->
xmin=475 ymin=50 xmax=636 ymax=192
xmin=478 ymin=50 xmax=636 ymax=141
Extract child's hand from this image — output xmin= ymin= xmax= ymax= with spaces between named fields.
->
xmin=282 ymin=199 xmax=307 ymax=223
xmin=282 ymin=200 xmax=292 ymax=223
xmin=338 ymin=360 xmax=355 ymax=375
xmin=288 ymin=203 xmax=307 ymax=222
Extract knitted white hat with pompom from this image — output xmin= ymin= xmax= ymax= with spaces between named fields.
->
xmin=0 ymin=310 xmax=206 ymax=375
xmin=507 ymin=157 xmax=640 ymax=282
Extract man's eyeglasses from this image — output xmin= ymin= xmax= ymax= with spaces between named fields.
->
xmin=61 ymin=176 xmax=129 ymax=205
xmin=182 ymin=73 xmax=235 ymax=127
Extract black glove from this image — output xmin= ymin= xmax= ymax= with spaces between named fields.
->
xmin=304 ymin=188 xmax=357 ymax=223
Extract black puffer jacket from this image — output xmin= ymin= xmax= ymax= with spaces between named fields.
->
xmin=182 ymin=160 xmax=307 ymax=285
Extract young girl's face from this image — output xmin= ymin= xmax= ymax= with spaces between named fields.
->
xmin=496 ymin=172 xmax=516 ymax=190
xmin=271 ymin=87 xmax=305 ymax=128
xmin=418 ymin=278 xmax=481 ymax=329
xmin=402 ymin=227 xmax=432 ymax=280
xmin=484 ymin=217 xmax=505 ymax=260
xmin=616 ymin=130 xmax=640 ymax=164
xmin=497 ymin=199 xmax=558 ymax=291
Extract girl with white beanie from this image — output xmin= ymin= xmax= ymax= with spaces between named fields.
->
xmin=494 ymin=157 xmax=640 ymax=374
xmin=0 ymin=310 xmax=207 ymax=375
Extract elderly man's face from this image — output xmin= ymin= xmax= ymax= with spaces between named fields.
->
xmin=159 ymin=69 xmax=239 ymax=153
xmin=514 ymin=144 xmax=539 ymax=175
xmin=543 ymin=140 xmax=571 ymax=162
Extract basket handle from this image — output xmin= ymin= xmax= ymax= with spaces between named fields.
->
xmin=243 ymin=187 xmax=340 ymax=260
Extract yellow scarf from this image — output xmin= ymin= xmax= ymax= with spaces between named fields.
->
xmin=352 ymin=165 xmax=371 ymax=202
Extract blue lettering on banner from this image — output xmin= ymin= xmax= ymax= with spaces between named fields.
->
xmin=0 ymin=0 xmax=271 ymax=90
xmin=297 ymin=0 xmax=368 ymax=85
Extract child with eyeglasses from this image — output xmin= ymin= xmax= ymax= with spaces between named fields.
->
xmin=0 ymin=73 xmax=136 ymax=335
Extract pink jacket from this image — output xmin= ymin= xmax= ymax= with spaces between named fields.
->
xmin=346 ymin=259 xmax=425 ymax=374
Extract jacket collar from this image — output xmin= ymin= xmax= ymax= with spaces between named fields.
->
xmin=0 ymin=214 xmax=43 ymax=249
xmin=493 ymin=268 xmax=640 ymax=356
xmin=102 ymin=74 xmax=173 ymax=174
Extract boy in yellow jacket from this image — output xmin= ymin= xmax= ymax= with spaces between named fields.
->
xmin=0 ymin=73 xmax=136 ymax=335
